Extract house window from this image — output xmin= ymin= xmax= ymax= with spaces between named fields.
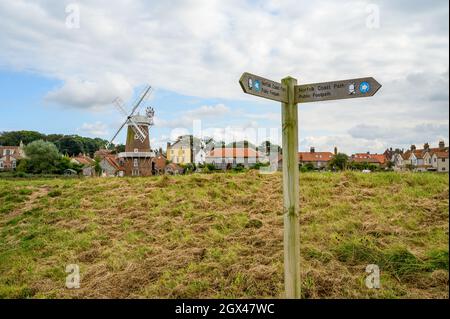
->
xmin=133 ymin=159 xmax=138 ymax=167
xmin=0 ymin=161 xmax=3 ymax=169
xmin=134 ymin=148 xmax=139 ymax=153
xmin=132 ymin=169 xmax=140 ymax=176
xmin=442 ymin=167 xmax=446 ymax=171
xmin=442 ymin=158 xmax=446 ymax=162
xmin=12 ymin=161 xmax=16 ymax=169
xmin=171 ymin=150 xmax=174 ymax=155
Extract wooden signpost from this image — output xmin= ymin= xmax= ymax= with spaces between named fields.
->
xmin=239 ymin=73 xmax=381 ymax=299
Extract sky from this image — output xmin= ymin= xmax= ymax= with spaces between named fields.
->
xmin=0 ymin=0 xmax=448 ymax=154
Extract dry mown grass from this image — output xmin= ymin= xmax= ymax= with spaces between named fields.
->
xmin=0 ymin=171 xmax=448 ymax=298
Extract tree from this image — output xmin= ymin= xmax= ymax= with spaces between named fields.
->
xmin=23 ymin=140 xmax=61 ymax=174
xmin=53 ymin=156 xmax=83 ymax=174
xmin=55 ymin=136 xmax=85 ymax=156
xmin=94 ymin=157 xmax=102 ymax=176
xmin=0 ymin=130 xmax=44 ymax=146
xmin=300 ymin=163 xmax=315 ymax=172
xmin=329 ymin=153 xmax=349 ymax=171
xmin=46 ymin=134 xmax=64 ymax=143
xmin=113 ymin=144 xmax=126 ymax=153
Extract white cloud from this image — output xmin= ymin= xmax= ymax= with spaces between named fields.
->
xmin=45 ymin=74 xmax=134 ymax=110
xmin=78 ymin=121 xmax=109 ymax=136
xmin=155 ymin=103 xmax=230 ymax=128
xmin=0 ymin=0 xmax=448 ymax=152
xmin=185 ymin=104 xmax=230 ymax=118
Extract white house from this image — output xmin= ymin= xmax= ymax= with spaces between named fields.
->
xmin=430 ymin=151 xmax=449 ymax=172
xmin=391 ymin=153 xmax=405 ymax=171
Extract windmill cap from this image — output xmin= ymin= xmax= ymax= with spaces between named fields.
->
xmin=131 ymin=114 xmax=151 ymax=125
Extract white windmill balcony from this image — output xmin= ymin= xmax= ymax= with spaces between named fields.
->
xmin=118 ymin=151 xmax=155 ymax=158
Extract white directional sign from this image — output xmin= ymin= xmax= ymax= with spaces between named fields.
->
xmin=295 ymin=77 xmax=381 ymax=103
xmin=239 ymin=72 xmax=288 ymax=103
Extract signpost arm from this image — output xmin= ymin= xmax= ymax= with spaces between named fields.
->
xmin=281 ymin=76 xmax=301 ymax=298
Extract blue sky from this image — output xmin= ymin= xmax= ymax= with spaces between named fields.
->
xmin=0 ymin=0 xmax=448 ymax=153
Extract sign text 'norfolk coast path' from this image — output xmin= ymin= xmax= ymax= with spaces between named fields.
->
xmin=295 ymin=77 xmax=382 ymax=103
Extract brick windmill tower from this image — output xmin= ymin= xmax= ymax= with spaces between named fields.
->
xmin=106 ymin=85 xmax=155 ymax=176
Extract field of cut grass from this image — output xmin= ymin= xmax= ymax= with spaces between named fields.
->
xmin=0 ymin=171 xmax=448 ymax=299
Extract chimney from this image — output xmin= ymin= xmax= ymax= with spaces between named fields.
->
xmin=334 ymin=146 xmax=337 ymax=155
xmin=439 ymin=141 xmax=445 ymax=149
xmin=310 ymin=147 xmax=315 ymax=153
xmin=424 ymin=143 xmax=430 ymax=151
xmin=411 ymin=145 xmax=416 ymax=151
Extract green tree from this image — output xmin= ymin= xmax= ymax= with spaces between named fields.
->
xmin=300 ymin=163 xmax=315 ymax=172
xmin=46 ymin=134 xmax=64 ymax=143
xmin=55 ymin=136 xmax=85 ymax=156
xmin=329 ymin=153 xmax=349 ymax=171
xmin=23 ymin=140 xmax=61 ymax=174
xmin=94 ymin=157 xmax=102 ymax=176
xmin=0 ymin=130 xmax=44 ymax=146
xmin=53 ymin=155 xmax=83 ymax=174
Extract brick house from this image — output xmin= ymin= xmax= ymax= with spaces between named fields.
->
xmin=0 ymin=142 xmax=25 ymax=171
xmin=298 ymin=147 xmax=334 ymax=169
xmin=350 ymin=152 xmax=388 ymax=167
xmin=151 ymin=151 xmax=167 ymax=175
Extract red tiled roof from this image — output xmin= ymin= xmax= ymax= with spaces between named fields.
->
xmin=352 ymin=153 xmax=387 ymax=164
xmin=298 ymin=152 xmax=334 ymax=162
xmin=412 ymin=150 xmax=426 ymax=159
xmin=72 ymin=156 xmax=95 ymax=166
xmin=402 ymin=150 xmax=411 ymax=160
xmin=104 ymin=156 xmax=121 ymax=170
xmin=207 ymin=148 xmax=263 ymax=158
xmin=431 ymin=151 xmax=449 ymax=159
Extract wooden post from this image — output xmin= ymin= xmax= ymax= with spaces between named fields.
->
xmin=281 ymin=76 xmax=300 ymax=298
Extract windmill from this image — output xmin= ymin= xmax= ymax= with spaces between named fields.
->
xmin=106 ymin=85 xmax=156 ymax=176
xmin=106 ymin=85 xmax=154 ymax=149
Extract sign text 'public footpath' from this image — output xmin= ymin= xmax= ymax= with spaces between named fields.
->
xmin=295 ymin=77 xmax=382 ymax=103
